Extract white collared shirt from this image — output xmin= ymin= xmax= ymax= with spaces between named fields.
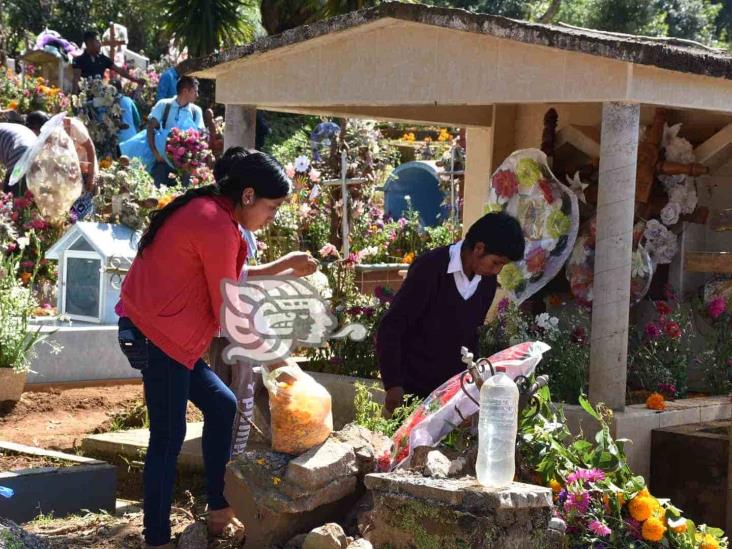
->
xmin=448 ymin=240 xmax=481 ymax=300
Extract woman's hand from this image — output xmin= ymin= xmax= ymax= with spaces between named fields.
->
xmin=282 ymin=252 xmax=319 ymax=277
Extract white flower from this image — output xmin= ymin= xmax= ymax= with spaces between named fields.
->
xmin=565 ymin=171 xmax=589 ymax=205
xmin=644 ymin=219 xmax=666 ymax=243
xmin=667 ymin=183 xmax=687 ymax=205
xmin=303 ymin=270 xmax=332 ymax=300
xmin=663 ymin=123 xmax=696 ymax=164
xmin=360 ymin=245 xmax=379 ymax=258
xmin=309 ymin=184 xmax=321 ymax=201
xmin=535 ymin=312 xmax=559 ymax=333
xmin=294 ymin=155 xmax=310 ymax=173
xmin=682 ymin=180 xmax=697 ymax=214
xmin=660 ymin=201 xmax=681 ymax=226
xmin=569 ymin=237 xmax=590 ymax=265
xmin=649 ymin=232 xmax=679 ymax=265
xmin=16 ymin=236 xmax=30 ymax=251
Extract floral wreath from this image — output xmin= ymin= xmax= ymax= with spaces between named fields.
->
xmin=484 ymin=149 xmax=579 ymax=303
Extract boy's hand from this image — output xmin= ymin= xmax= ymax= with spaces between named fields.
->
xmin=384 ymin=386 xmax=405 ymax=417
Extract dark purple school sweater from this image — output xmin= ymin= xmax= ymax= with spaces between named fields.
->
xmin=376 ymin=245 xmax=497 ymax=398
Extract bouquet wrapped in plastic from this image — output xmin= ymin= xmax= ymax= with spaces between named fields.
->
xmin=10 ymin=113 xmax=81 ymax=221
xmin=262 ymin=361 xmax=333 ymax=455
xmin=567 ymin=218 xmax=654 ymax=307
xmin=390 ymin=341 xmax=550 ymax=468
xmin=165 ymin=127 xmax=214 ymax=175
xmin=484 ymin=149 xmax=579 ymax=303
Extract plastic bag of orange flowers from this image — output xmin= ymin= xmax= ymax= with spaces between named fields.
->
xmin=262 ymin=361 xmax=333 ymax=455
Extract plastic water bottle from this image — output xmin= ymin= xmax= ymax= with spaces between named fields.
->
xmin=476 ymin=372 xmax=519 ymax=488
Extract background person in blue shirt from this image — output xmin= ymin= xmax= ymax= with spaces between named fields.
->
xmin=157 ymin=67 xmax=178 ymax=101
xmin=119 ymin=76 xmax=204 ymax=186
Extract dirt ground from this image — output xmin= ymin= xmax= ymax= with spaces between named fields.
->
xmin=0 ymin=384 xmax=144 ymax=451
xmin=0 ymin=451 xmax=77 ymax=471
xmin=0 ymin=384 xmax=240 ymax=548
xmin=0 ymin=383 xmax=203 ymax=451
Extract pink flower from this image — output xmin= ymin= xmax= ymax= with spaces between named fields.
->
xmin=176 ymin=146 xmax=186 ymax=157
xmin=665 ymin=321 xmax=682 ymax=339
xmin=398 ymin=218 xmax=408 ymax=229
xmin=566 ymin=468 xmax=605 ymax=485
xmin=708 ymin=297 xmax=726 ymax=320
xmin=285 ymin=163 xmax=296 ymax=179
xmin=588 ymin=520 xmax=611 ymax=537
xmin=309 ymin=168 xmax=321 ymax=182
xmin=564 ymin=491 xmax=590 ymax=514
xmin=644 ymin=322 xmax=661 ymax=340
xmin=319 ymin=243 xmax=339 ymax=258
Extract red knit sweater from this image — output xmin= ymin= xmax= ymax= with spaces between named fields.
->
xmin=118 ymin=195 xmax=247 ymax=369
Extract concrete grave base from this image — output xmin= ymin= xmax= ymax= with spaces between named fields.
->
xmin=361 ymin=473 xmax=560 ymax=549
xmin=0 ymin=441 xmax=116 ymax=523
xmin=26 ymin=321 xmax=139 ymax=385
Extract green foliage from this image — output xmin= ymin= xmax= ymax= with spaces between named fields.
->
xmin=262 ymin=113 xmax=320 ymax=166
xmin=697 ymin=298 xmax=732 ymax=395
xmin=479 ymin=300 xmax=591 ymax=404
xmin=353 ymin=381 xmax=422 ymax=437
xmin=0 ymin=250 xmax=50 ymax=371
xmin=154 ymin=0 xmax=260 ymax=57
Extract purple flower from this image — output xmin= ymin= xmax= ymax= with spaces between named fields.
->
xmin=625 ymin=517 xmax=643 ymax=540
xmin=398 ymin=217 xmax=407 ymax=228
xmin=658 ymin=382 xmax=677 ymax=397
xmin=557 ymin=489 xmax=568 ymax=505
xmin=588 ymin=520 xmax=611 ymax=537
xmin=644 ymin=322 xmax=661 ymax=340
xmin=497 ymin=297 xmax=510 ymax=315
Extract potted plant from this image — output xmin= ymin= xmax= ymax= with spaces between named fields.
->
xmin=0 ymin=254 xmax=47 ymax=402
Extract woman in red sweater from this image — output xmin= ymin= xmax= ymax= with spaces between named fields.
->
xmin=117 ymin=148 xmax=316 ymax=548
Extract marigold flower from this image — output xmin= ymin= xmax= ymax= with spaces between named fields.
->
xmin=629 ymin=496 xmax=655 ymax=521
xmin=617 ymin=492 xmax=626 ymax=506
xmin=548 ymin=479 xmax=562 ymax=493
xmin=402 ymin=252 xmax=416 ymax=264
xmin=642 ymin=516 xmax=666 ymax=542
xmin=646 ymin=392 xmax=666 ymax=411
xmin=700 ymin=534 xmax=720 ymax=549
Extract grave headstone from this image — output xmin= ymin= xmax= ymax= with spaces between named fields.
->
xmin=45 ymin=222 xmax=139 ymax=324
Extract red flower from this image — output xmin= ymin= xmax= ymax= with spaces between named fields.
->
xmin=538 ymin=178 xmax=555 ymax=203
xmin=526 ymin=247 xmax=548 ymax=274
xmin=664 ymin=321 xmax=682 ymax=339
xmin=492 ymin=170 xmax=519 ymax=199
xmin=656 ymin=301 xmax=672 ymax=316
xmin=376 ymin=452 xmax=392 ymax=472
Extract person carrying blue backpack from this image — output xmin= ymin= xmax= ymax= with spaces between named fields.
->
xmin=119 ymin=76 xmax=204 ymax=186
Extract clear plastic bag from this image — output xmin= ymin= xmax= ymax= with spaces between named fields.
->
xmin=262 ymin=361 xmax=333 ymax=455
xmin=10 ymin=113 xmax=82 ymax=220
xmin=390 ymin=341 xmax=550 ymax=468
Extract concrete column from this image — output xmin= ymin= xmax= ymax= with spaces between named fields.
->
xmin=589 ymin=102 xmax=640 ymax=411
xmin=224 ymin=105 xmax=257 ymax=150
xmin=462 ymin=105 xmax=516 ymax=233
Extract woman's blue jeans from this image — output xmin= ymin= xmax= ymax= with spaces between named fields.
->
xmin=118 ymin=317 xmax=237 ymax=546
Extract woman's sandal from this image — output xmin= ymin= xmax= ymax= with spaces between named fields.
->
xmin=207 ymin=508 xmax=245 ymax=539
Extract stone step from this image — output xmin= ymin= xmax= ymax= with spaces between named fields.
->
xmin=81 ymin=422 xmax=204 ymax=469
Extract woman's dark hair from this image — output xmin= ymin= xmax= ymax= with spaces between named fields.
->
xmin=464 ymin=212 xmax=525 ymax=262
xmin=137 ymin=148 xmax=291 ymax=255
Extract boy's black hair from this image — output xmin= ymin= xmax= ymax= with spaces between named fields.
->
xmin=464 ymin=212 xmax=525 ymax=261
xmin=83 ymin=31 xmax=99 ymax=43
xmin=26 ymin=111 xmax=50 ymax=132
xmin=176 ymin=76 xmax=198 ymax=95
